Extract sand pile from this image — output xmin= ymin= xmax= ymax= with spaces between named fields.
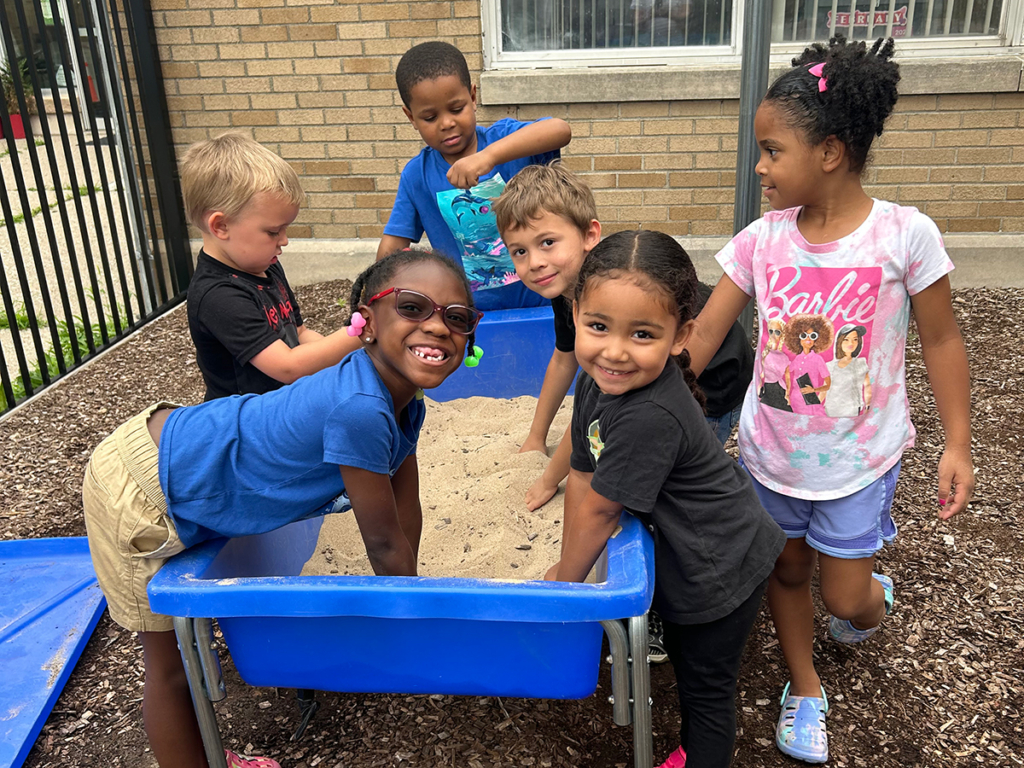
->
xmin=301 ymin=395 xmax=573 ymax=581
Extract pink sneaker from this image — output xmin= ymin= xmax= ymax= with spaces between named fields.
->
xmin=225 ymin=749 xmax=281 ymax=768
xmin=658 ymin=746 xmax=687 ymax=768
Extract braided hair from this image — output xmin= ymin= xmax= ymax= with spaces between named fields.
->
xmin=764 ymin=35 xmax=900 ymax=173
xmin=348 ymin=248 xmax=478 ymax=354
xmin=574 ymin=230 xmax=706 ymax=411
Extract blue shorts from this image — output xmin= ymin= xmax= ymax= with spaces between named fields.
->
xmin=740 ymin=460 xmax=900 ymax=560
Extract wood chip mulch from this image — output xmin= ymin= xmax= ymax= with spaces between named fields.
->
xmin=1 ymin=283 xmax=1021 ymax=768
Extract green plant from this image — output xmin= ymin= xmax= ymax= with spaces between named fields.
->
xmin=0 ymin=57 xmax=37 ymax=116
xmin=0 ymin=303 xmax=45 ymax=331
xmin=0 ymin=303 xmax=127 ymax=412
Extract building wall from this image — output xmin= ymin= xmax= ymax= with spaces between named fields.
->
xmin=150 ymin=0 xmax=1024 ymax=239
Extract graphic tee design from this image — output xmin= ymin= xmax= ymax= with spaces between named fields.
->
xmin=716 ymin=200 xmax=954 ymax=499
xmin=437 ymin=174 xmax=520 ymax=292
xmin=587 ymin=419 xmax=605 ymax=462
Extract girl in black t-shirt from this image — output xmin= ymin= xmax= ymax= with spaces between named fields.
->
xmin=546 ymin=230 xmax=785 ymax=768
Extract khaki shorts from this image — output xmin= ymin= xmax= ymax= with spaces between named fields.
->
xmin=82 ymin=402 xmax=185 ymax=632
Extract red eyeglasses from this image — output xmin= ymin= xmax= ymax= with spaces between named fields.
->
xmin=367 ymin=288 xmax=484 ymax=335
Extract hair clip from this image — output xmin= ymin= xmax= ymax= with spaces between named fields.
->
xmin=808 ymin=62 xmax=828 ymax=93
xmin=464 ymin=345 xmax=484 ymax=368
xmin=346 ymin=312 xmax=366 ymax=337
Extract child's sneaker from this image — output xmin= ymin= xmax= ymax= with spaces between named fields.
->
xmin=829 ymin=572 xmax=894 ymax=644
xmin=776 ymin=682 xmax=829 ymax=763
xmin=225 ymin=749 xmax=281 ymax=768
xmin=657 ymin=746 xmax=687 ymax=768
xmin=647 ymin=610 xmax=669 ymax=664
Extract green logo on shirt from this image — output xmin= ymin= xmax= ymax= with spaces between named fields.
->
xmin=587 ymin=419 xmax=604 ymax=462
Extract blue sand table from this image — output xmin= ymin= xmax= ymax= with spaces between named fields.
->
xmin=0 ymin=537 xmax=106 ymax=768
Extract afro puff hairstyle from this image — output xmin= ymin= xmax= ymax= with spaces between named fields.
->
xmin=763 ymin=35 xmax=900 ymax=174
xmin=395 ymin=41 xmax=472 ymax=108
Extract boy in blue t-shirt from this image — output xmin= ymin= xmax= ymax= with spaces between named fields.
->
xmin=377 ymin=41 xmax=572 ymax=311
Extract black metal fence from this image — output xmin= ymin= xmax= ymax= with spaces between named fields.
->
xmin=0 ymin=0 xmax=190 ymax=416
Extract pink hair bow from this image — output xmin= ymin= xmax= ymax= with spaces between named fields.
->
xmin=808 ymin=62 xmax=827 ymax=93
xmin=346 ymin=311 xmax=366 ymax=337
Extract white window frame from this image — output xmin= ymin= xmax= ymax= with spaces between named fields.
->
xmin=481 ymin=0 xmax=1024 ymax=69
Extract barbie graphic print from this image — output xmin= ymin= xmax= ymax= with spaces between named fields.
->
xmin=717 ymin=200 xmax=954 ymax=498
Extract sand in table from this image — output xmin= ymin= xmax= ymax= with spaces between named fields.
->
xmin=301 ymin=395 xmax=573 ymax=581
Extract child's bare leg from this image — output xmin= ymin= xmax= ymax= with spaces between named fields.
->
xmin=139 ymin=630 xmax=208 ymax=768
xmin=766 ymin=537 xmax=820 ymax=696
xmin=818 ymin=554 xmax=886 ymax=630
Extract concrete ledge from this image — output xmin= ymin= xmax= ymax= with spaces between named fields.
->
xmin=479 ymin=54 xmax=1024 ymax=105
xmin=278 ymin=233 xmax=1024 ymax=290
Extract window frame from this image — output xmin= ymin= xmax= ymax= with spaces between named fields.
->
xmin=481 ymin=0 xmax=1024 ymax=70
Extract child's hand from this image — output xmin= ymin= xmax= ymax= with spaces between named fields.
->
xmin=447 ymin=151 xmax=494 ymax=189
xmin=525 ymin=475 xmax=558 ymax=512
xmin=937 ymin=445 xmax=974 ymax=520
xmin=519 ymin=434 xmax=547 ymax=454
xmin=543 ymin=562 xmax=560 ymax=581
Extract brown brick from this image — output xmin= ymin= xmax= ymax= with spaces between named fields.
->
xmin=668 ymin=205 xmax=718 ymax=221
xmin=250 ymin=93 xmax=298 ymax=109
xmin=354 ymin=193 xmax=394 ymax=208
xmin=348 ymin=124 xmax=396 ymax=141
xmin=332 ymin=209 xmax=379 ymax=223
xmin=196 ymin=61 xmax=246 ymax=77
xmin=962 ymin=111 xmax=1018 ymax=129
xmin=453 ymin=0 xmax=477 ymax=16
xmin=951 ymin=184 xmax=1006 ymax=201
xmin=591 ymin=120 xmax=642 ymax=137
xmin=897 ymin=184 xmax=951 ymax=202
xmin=270 ymin=75 xmax=320 ymax=92
xmin=690 ymin=220 xmax=733 ymax=235
xmin=154 ymin=28 xmax=192 ymax=44
xmin=620 ymin=103 xmax=669 ymax=118
xmin=340 ymin=57 xmax=389 ymax=73
xmin=990 ymin=129 xmax=1024 ymax=147
xmin=892 ymin=95 xmax=937 ymax=112
xmin=644 ymin=154 xmax=694 ymax=171
xmin=670 ymin=171 xmax=719 ymax=188
xmin=162 ymin=62 xmax=198 ymax=78
xmin=877 ymin=132 xmax=935 ymax=149
xmin=618 ymin=137 xmax=669 ymax=153
xmin=330 ymin=177 xmax=376 ymax=191
xmin=337 ymin=92 xmax=393 ymax=108
xmin=668 ymin=135 xmax=720 ymax=153
xmin=905 ymin=113 xmax=961 ymax=131
xmin=655 ymin=221 xmax=691 ymax=235
xmin=363 ymin=39 xmax=412 ymax=55
xmin=314 ymin=224 xmax=359 ymax=237
xmin=937 ymin=94 xmax=994 ymax=111
xmin=945 ymin=218 xmax=1001 ymax=232
xmin=237 ymin=0 xmax=286 ymax=7
xmin=568 ymin=103 xmax=618 ymax=120
xmin=360 ymin=3 xmax=411 ymax=19
xmin=617 ymin=173 xmax=666 ymax=188
xmin=287 ymin=225 xmax=314 ymax=238
xmin=253 ymin=126 xmax=300 ymax=142
xmin=168 ymin=95 xmax=205 ymax=111
xmin=387 ymin=20 xmax=437 ymax=36
xmin=875 ymin=167 xmax=930 ymax=183
xmin=309 ymin=6 xmax=359 ymax=21
xmin=245 ymin=59 xmax=294 ymax=76
xmin=230 ymin=110 xmax=279 ymax=126
xmin=642 ymin=190 xmax=693 ymax=205
xmin=186 ymin=111 xmax=231 ymax=127
xmin=692 ymin=118 xmax=738 ymax=134
xmin=192 ymin=27 xmax=240 ymax=43
xmin=348 ymin=159 xmax=399 ymax=174
xmin=692 ymin=188 xmax=733 ymax=204
xmin=373 ymin=140 xmax=422 ymax=158
xmin=595 ymin=155 xmax=642 ymax=171
xmin=980 ymin=202 xmax=1024 ymax=217
xmin=924 ymin=202 xmax=979 ymax=218
xmin=314 ymin=41 xmax=365 ymax=57
xmin=437 ymin=18 xmax=479 ymax=35
xmin=306 ymin=160 xmax=352 ymax=174
xmin=278 ymin=142 xmax=328 ymax=159
xmin=222 ymin=76 xmax=272 ymax=93
xmin=1003 ymin=217 xmax=1024 ymax=232
xmin=983 ymin=166 xmax=1024 ymax=183
xmin=560 ymin=155 xmax=592 ymax=172
xmin=298 ymin=93 xmax=348 ymax=109
xmin=600 ymin=222 xmax=638 ymax=236
xmin=170 ymin=44 xmax=219 ymax=61
xmin=695 ymin=153 xmax=737 ymax=170
xmin=954 ymin=147 xmax=1010 ymax=164
xmin=198 ymin=95 xmax=247 ymax=110
xmin=367 ymin=74 xmax=395 ymax=90
xmin=568 ymin=138 xmax=617 ymax=155
xmin=212 ymin=9 xmax=260 ymax=24
xmin=242 ymin=26 xmax=289 ymax=42
xmin=517 ymin=105 xmax=567 ymax=120
xmin=410 ymin=2 xmax=450 ymax=18
xmin=289 ymin=24 xmax=338 ymax=40
xmin=994 ymin=93 xmax=1024 ymax=108
xmin=177 ymin=78 xmax=226 ymax=94
xmin=611 ymin=206 xmax=667 ymax=222
xmin=640 ymin=119 xmax=693 ymax=136
xmin=277 ymin=109 xmax=326 ymax=125
xmin=164 ymin=10 xmax=212 ymax=25
xmin=669 ymin=101 xmax=723 ymax=117
xmin=928 ymin=167 xmax=984 ymax=183
xmin=579 ymin=173 xmax=617 ymax=189
xmin=262 ymin=7 xmax=309 ymax=23
xmin=218 ymin=43 xmax=268 ymax=59
xmin=295 ymin=59 xmax=343 ymax=75
xmin=357 ymin=225 xmax=386 ymax=238
xmin=301 ymin=126 xmax=349 ymax=141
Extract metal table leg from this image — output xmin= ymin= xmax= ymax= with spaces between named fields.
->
xmin=174 ymin=616 xmax=228 ymax=768
xmin=602 ymin=617 xmax=654 ymax=768
xmin=629 ymin=614 xmax=654 ymax=768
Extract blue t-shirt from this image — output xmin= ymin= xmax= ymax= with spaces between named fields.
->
xmin=158 ymin=349 xmax=425 ymax=548
xmin=383 ymin=117 xmax=558 ymax=311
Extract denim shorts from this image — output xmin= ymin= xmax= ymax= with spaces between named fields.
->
xmin=740 ymin=460 xmax=900 ymax=560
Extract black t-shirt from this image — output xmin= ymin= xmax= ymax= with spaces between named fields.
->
xmin=551 ymin=295 xmax=576 ymax=353
xmin=187 ymin=251 xmax=303 ymax=401
xmin=552 ymin=285 xmax=754 ymax=417
xmin=570 ymin=364 xmax=785 ymax=624
xmin=694 ymin=282 xmax=753 ymax=417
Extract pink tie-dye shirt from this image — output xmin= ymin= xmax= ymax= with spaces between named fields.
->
xmin=716 ymin=200 xmax=954 ymax=500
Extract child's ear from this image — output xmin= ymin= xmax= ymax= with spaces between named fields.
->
xmin=469 ymin=83 xmax=478 ymax=107
xmin=583 ymin=219 xmax=601 ymax=252
xmin=356 ymin=306 xmax=376 ymax=343
xmin=671 ymin=319 xmax=695 ymax=356
xmin=207 ymin=211 xmax=230 ymax=241
xmin=402 ymin=105 xmax=414 ymax=124
xmin=821 ymin=135 xmax=845 ymax=173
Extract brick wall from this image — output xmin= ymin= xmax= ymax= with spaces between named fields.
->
xmin=151 ymin=0 xmax=1024 ymax=238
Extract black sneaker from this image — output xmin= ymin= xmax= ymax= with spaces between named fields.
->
xmin=647 ymin=610 xmax=669 ymax=664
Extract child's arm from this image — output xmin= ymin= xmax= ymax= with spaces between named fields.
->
xmin=554 ymin=479 xmax=622 ymax=582
xmin=377 ymin=235 xmax=412 ymax=260
xmin=339 ymin=464 xmax=418 ymax=576
xmin=688 ymin=275 xmax=751 ymax=376
xmin=910 ymin=275 xmax=974 ymax=520
xmin=526 ymin=424 xmax=571 ymax=511
xmin=297 ymin=325 xmax=323 ymax=342
xmin=250 ymin=331 xmax=362 ymax=384
xmin=390 ymin=454 xmax=423 ymax=560
xmin=447 ymin=119 xmax=572 ymax=189
xmin=521 ymin=349 xmax=577 ymax=453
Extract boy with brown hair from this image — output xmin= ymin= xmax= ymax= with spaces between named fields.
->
xmin=377 ymin=41 xmax=571 ymax=312
xmin=182 ymin=133 xmax=361 ymax=401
